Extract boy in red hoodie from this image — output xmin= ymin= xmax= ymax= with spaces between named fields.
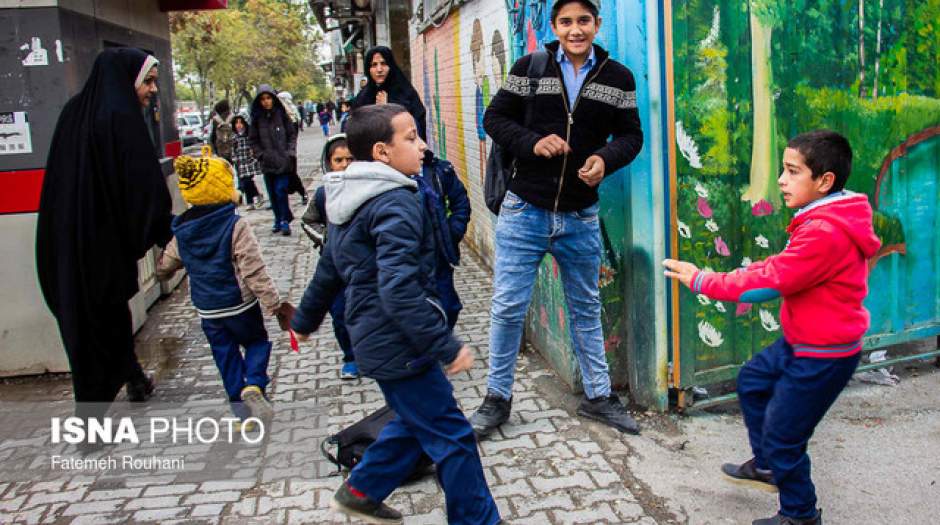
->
xmin=664 ymin=130 xmax=881 ymax=525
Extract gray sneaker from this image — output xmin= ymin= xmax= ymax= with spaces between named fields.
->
xmin=469 ymin=392 xmax=512 ymax=438
xmin=577 ymin=394 xmax=640 ymax=434
xmin=331 ymin=482 xmax=403 ymax=524
xmin=240 ymin=385 xmax=273 ymax=422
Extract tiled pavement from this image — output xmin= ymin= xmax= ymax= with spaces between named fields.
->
xmin=0 ymin=131 xmax=673 ymax=524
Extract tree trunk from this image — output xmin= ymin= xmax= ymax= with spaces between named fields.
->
xmin=742 ymin=10 xmax=778 ymax=205
xmin=873 ymin=0 xmax=884 ymax=99
xmin=858 ymin=0 xmax=866 ymax=98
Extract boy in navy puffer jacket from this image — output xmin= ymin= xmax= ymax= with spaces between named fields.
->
xmin=157 ymin=149 xmax=294 ymax=427
xmin=292 ymin=105 xmax=500 ymax=525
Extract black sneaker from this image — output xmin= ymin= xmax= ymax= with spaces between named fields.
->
xmin=126 ymin=374 xmax=155 ymax=402
xmin=577 ymin=394 xmax=640 ymax=434
xmin=330 ymin=482 xmax=403 ymax=524
xmin=753 ymin=510 xmax=821 ymax=525
xmin=468 ymin=392 xmax=512 ymax=438
xmin=722 ymin=458 xmax=777 ymax=492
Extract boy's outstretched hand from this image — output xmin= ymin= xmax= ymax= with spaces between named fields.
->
xmin=445 ymin=345 xmax=474 ymax=375
xmin=663 ymin=259 xmax=700 ymax=288
xmin=274 ymin=302 xmax=296 ymax=332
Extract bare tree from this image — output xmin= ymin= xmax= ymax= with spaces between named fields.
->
xmin=858 ymin=0 xmax=866 ymax=98
xmin=873 ymin=0 xmax=885 ymax=99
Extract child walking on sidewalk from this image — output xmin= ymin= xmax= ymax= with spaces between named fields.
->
xmin=664 ymin=130 xmax=881 ymax=525
xmin=157 ymin=148 xmax=294 ymax=426
xmin=300 ymin=134 xmax=359 ymax=379
xmin=231 ymin=115 xmax=264 ymax=209
xmin=292 ymin=105 xmax=501 ymax=525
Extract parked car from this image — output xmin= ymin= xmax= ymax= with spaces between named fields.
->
xmin=176 ymin=113 xmax=204 ymax=146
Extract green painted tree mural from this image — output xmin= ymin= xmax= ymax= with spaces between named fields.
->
xmin=672 ymin=0 xmax=940 ymax=390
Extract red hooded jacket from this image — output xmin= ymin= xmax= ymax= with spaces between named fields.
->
xmin=690 ymin=192 xmax=882 ymax=358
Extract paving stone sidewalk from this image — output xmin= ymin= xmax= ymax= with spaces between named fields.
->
xmin=0 ymin=130 xmax=672 ymax=524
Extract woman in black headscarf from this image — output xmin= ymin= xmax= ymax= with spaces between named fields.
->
xmin=352 ymin=46 xmax=427 ymax=141
xmin=36 ymin=48 xmax=173 ymax=418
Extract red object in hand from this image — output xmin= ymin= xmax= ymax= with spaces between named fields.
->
xmin=289 ymin=330 xmax=299 ymax=353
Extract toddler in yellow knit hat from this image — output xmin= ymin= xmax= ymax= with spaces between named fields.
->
xmin=158 ymin=145 xmax=294 ymax=429
xmin=175 ymin=146 xmax=240 ymax=206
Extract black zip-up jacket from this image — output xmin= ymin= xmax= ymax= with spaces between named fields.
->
xmin=483 ymin=41 xmax=643 ymax=212
xmin=249 ymin=84 xmax=297 ymax=175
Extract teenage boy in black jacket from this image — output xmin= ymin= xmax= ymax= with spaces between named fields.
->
xmin=471 ymin=0 xmax=643 ymax=438
xmin=292 ymin=104 xmax=501 ymax=525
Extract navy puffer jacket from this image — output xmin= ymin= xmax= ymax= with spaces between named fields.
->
xmin=291 ymin=162 xmax=462 ymax=380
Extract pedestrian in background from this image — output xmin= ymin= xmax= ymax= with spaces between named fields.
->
xmin=231 ymin=115 xmax=264 ymax=209
xmin=36 ymin=48 xmax=172 ymax=439
xmin=317 ymin=105 xmax=332 ymax=136
xmin=250 ymin=84 xmax=297 ymax=236
xmin=209 ymin=99 xmax=235 ymax=162
xmin=278 ymin=91 xmax=309 ymax=207
xmin=352 ymin=45 xmax=427 ymax=141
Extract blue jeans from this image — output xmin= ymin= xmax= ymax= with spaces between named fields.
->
xmin=487 ymin=191 xmax=610 ymax=400
xmin=348 ymin=365 xmax=500 ymax=525
xmin=738 ymin=338 xmax=859 ymax=519
xmin=263 ymin=172 xmax=292 ymax=228
xmin=200 ymin=304 xmax=272 ymax=419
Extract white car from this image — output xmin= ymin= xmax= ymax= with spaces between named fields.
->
xmin=177 ymin=113 xmax=204 ymax=146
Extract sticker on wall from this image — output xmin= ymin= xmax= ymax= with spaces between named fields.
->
xmin=55 ymin=39 xmax=64 ymax=63
xmin=0 ymin=112 xmax=33 ymax=155
xmin=21 ymin=38 xmax=49 ymax=67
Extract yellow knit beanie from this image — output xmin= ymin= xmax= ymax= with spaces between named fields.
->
xmin=174 ymin=145 xmax=237 ymax=206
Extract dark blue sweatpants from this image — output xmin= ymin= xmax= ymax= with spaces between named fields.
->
xmin=737 ymin=337 xmax=859 ymax=519
xmin=328 ymin=289 xmax=354 ymax=363
xmin=200 ymin=304 xmax=272 ymax=420
xmin=348 ymin=365 xmax=500 ymax=525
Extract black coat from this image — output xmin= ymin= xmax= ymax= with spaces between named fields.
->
xmin=291 ymin=164 xmax=461 ymax=380
xmin=352 ymin=46 xmax=428 ymax=141
xmin=483 ymin=41 xmax=644 ymax=212
xmin=36 ymin=48 xmax=173 ymax=403
xmin=249 ymin=84 xmax=297 ymax=175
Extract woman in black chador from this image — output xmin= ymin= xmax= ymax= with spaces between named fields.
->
xmin=352 ymin=46 xmax=428 ymax=141
xmin=36 ymin=48 xmax=173 ymax=420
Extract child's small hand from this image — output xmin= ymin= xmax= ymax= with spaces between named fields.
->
xmin=274 ymin=302 xmax=296 ymax=331
xmin=662 ymin=259 xmax=699 ymax=288
xmin=294 ymin=330 xmax=310 ymax=343
xmin=445 ymin=345 xmax=474 ymax=375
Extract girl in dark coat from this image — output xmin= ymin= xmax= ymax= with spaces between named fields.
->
xmin=249 ymin=84 xmax=298 ymax=235
xmin=36 ymin=48 xmax=173 ymax=420
xmin=352 ymin=46 xmax=428 ymax=141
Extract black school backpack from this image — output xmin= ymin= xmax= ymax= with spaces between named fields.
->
xmin=320 ymin=405 xmax=434 ymax=480
xmin=483 ymin=50 xmax=549 ymax=214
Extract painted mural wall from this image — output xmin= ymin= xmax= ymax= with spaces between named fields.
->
xmin=671 ymin=0 xmax=940 ymax=389
xmin=410 ymin=0 xmax=510 ymax=270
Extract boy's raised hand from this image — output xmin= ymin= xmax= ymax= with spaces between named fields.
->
xmin=663 ymin=259 xmax=700 ymax=289
xmin=445 ymin=345 xmax=474 ymax=375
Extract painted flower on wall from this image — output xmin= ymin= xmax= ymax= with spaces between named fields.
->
xmin=598 ymin=265 xmax=616 ymax=288
xmin=735 ymin=302 xmax=752 ymax=316
xmin=714 ymin=236 xmax=730 ymax=256
xmin=697 ymin=197 xmax=713 ymax=218
xmin=676 ymin=120 xmax=703 ymax=169
xmin=604 ymin=334 xmax=622 ymax=353
xmin=677 ymin=220 xmax=691 ymax=238
xmin=759 ymin=309 xmax=780 ymax=331
xmin=705 ymin=219 xmax=719 ymax=232
xmin=698 ymin=320 xmax=724 ymax=347
xmin=694 ymin=182 xmax=709 ymax=198
xmin=751 ymin=199 xmax=774 ymax=216
xmin=697 ymin=294 xmax=711 ymax=305
xmin=714 ymin=302 xmax=726 ymax=313
xmin=755 ymin=234 xmax=770 ymax=249
xmin=741 ymin=256 xmax=752 ymax=268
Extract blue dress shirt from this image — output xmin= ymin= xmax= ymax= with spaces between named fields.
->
xmin=555 ymin=46 xmax=596 ymax=110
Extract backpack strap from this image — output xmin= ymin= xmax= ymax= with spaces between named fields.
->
xmin=523 ymin=50 xmax=550 ymax=128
